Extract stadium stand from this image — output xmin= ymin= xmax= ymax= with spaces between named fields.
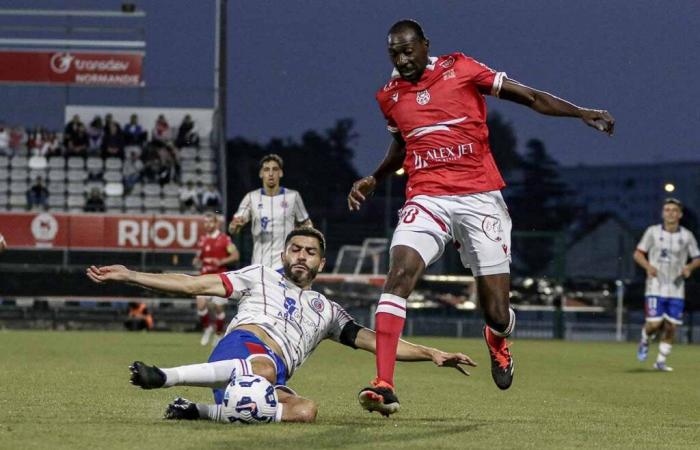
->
xmin=0 ymin=112 xmax=219 ymax=214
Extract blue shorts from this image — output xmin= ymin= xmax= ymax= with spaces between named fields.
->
xmin=208 ymin=329 xmax=288 ymax=404
xmin=645 ymin=296 xmax=684 ymax=325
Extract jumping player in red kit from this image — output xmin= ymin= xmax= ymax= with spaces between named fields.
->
xmin=194 ymin=212 xmax=240 ymax=346
xmin=348 ymin=19 xmax=615 ymax=416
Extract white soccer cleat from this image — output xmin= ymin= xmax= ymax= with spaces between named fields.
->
xmin=200 ymin=326 xmax=214 ymax=346
xmin=653 ymin=362 xmax=673 ymax=372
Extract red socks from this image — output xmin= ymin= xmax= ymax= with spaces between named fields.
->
xmin=374 ymin=294 xmax=407 ymax=387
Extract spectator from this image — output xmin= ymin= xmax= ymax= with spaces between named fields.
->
xmin=178 ymin=180 xmax=199 ymax=213
xmin=103 ymin=113 xmax=121 ymax=134
xmin=175 ymin=114 xmax=199 ymax=148
xmin=0 ymin=124 xmax=11 ymax=156
xmin=122 ymin=152 xmax=144 ymax=192
xmin=43 ymin=132 xmax=62 ymax=157
xmin=124 ymin=114 xmax=146 ymax=146
xmin=27 ymin=176 xmax=49 ymax=210
xmin=142 ymin=155 xmax=162 ymax=184
xmin=9 ymin=126 xmax=26 ymax=156
xmin=200 ymin=183 xmax=222 ymax=211
xmin=84 ymin=187 xmax=106 ymax=212
xmin=63 ymin=114 xmax=83 ymax=145
xmin=101 ymin=122 xmax=125 ymax=159
xmin=66 ymin=124 xmax=89 ymax=157
xmin=158 ymin=157 xmax=178 ymax=185
xmin=87 ymin=116 xmax=104 ymax=154
xmin=124 ymin=302 xmax=153 ymax=331
xmin=151 ymin=114 xmax=171 ymax=147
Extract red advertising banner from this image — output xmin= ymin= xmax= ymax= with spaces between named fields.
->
xmin=0 ymin=213 xmax=209 ymax=251
xmin=0 ymin=50 xmax=144 ymax=87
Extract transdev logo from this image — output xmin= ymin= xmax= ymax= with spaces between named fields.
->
xmin=50 ymin=53 xmax=74 ymax=74
xmin=31 ymin=213 xmax=58 ymax=242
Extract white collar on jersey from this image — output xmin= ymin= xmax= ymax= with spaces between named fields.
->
xmin=208 ymin=230 xmax=221 ymax=238
xmin=391 ymin=56 xmax=438 ymax=79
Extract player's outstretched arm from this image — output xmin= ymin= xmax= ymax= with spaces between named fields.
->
xmin=348 ymin=135 xmax=406 ymax=211
xmin=499 ymin=78 xmax=615 ymax=135
xmin=353 ymin=328 xmax=476 ymax=376
xmin=86 ymin=265 xmax=227 ymax=297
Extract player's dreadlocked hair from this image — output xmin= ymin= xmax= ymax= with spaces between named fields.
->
xmin=259 ymin=153 xmax=284 ymax=170
xmin=388 ymin=19 xmax=427 ymax=41
xmin=285 ymin=227 xmax=326 ymax=256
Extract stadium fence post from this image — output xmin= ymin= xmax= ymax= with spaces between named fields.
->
xmin=615 ymin=280 xmax=624 ymax=342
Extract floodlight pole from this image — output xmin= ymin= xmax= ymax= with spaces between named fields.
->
xmin=214 ymin=0 xmax=228 ymax=218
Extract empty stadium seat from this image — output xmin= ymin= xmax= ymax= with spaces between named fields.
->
xmin=104 ymin=182 xmax=124 ymax=197
xmin=143 ymin=184 xmax=161 ymax=196
xmin=48 ymin=157 xmax=65 ymax=169
xmin=0 ymin=168 xmax=9 ymax=181
xmin=67 ymin=169 xmax=88 ymax=182
xmin=67 ymin=195 xmax=86 ymax=208
xmin=9 ymin=194 xmax=27 ymax=208
xmin=124 ymin=196 xmax=143 ymax=209
xmin=181 ymin=172 xmax=197 ymax=183
xmin=48 ymin=195 xmax=66 ymax=208
xmin=28 ymin=156 xmax=48 ymax=170
xmin=103 ymin=171 xmax=122 ymax=183
xmin=162 ymin=197 xmax=179 ymax=210
xmin=181 ymin=160 xmax=197 ymax=172
xmin=85 ymin=181 xmax=105 ymax=192
xmin=10 ymin=156 xmax=28 ymax=168
xmin=105 ymin=158 xmax=122 ymax=170
xmin=106 ymin=207 xmax=123 ymax=214
xmin=198 ymin=173 xmax=216 ymax=184
xmin=28 ymin=169 xmax=47 ymax=180
xmin=48 ymin=181 xmax=66 ymax=194
xmin=197 ymin=161 xmax=215 ymax=173
xmin=129 ymin=183 xmax=143 ymax=196
xmin=0 ymin=180 xmax=8 ymax=193
xmin=105 ymin=196 xmax=124 ymax=208
xmin=67 ymin=183 xmax=85 ymax=195
xmin=197 ymin=148 xmax=214 ymax=160
xmin=162 ymin=184 xmax=179 ymax=197
xmin=85 ymin=156 xmax=105 ymax=171
xmin=143 ymin=196 xmax=161 ymax=210
xmin=67 ymin=157 xmax=85 ymax=169
xmin=0 ymin=156 xmax=9 ymax=167
xmin=48 ymin=170 xmax=66 ymax=182
xmin=11 ymin=169 xmax=29 ymax=181
xmin=180 ymin=147 xmax=197 ymax=160
xmin=9 ymin=181 xmax=28 ymax=194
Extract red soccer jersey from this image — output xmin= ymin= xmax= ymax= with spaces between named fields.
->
xmin=376 ymin=52 xmax=507 ymax=199
xmin=197 ymin=231 xmax=235 ymax=274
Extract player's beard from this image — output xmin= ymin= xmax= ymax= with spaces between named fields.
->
xmin=283 ymin=261 xmax=318 ymax=287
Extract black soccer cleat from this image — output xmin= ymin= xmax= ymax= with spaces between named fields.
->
xmin=129 ymin=361 xmax=166 ymax=389
xmin=358 ymin=380 xmax=400 ymax=417
xmin=483 ymin=326 xmax=514 ymax=390
xmin=164 ymin=397 xmax=199 ymax=420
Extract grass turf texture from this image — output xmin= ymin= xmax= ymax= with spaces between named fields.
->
xmin=1 ymin=331 xmax=699 ymax=449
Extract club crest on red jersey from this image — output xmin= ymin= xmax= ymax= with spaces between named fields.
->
xmin=416 ymin=89 xmax=430 ymax=105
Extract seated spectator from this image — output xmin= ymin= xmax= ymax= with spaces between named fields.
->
xmin=151 ymin=114 xmax=172 ymax=147
xmin=27 ymin=127 xmax=47 ymax=156
xmin=178 ymin=180 xmax=199 ymax=213
xmin=122 ymin=152 xmax=144 ymax=193
xmin=43 ymin=132 xmax=63 ymax=157
xmin=124 ymin=302 xmax=153 ymax=331
xmin=142 ymin=155 xmax=162 ymax=184
xmin=103 ymin=113 xmax=121 ymax=134
xmin=175 ymin=114 xmax=199 ymax=148
xmin=63 ymin=114 xmax=83 ymax=146
xmin=27 ymin=176 xmax=49 ymax=210
xmin=158 ymin=157 xmax=178 ymax=186
xmin=200 ymin=183 xmax=222 ymax=211
xmin=0 ymin=124 xmax=11 ymax=156
xmin=124 ymin=114 xmax=147 ymax=146
xmin=66 ymin=124 xmax=89 ymax=157
xmin=84 ymin=187 xmax=106 ymax=212
xmin=9 ymin=126 xmax=26 ymax=156
xmin=101 ymin=122 xmax=125 ymax=159
xmin=87 ymin=116 xmax=104 ymax=154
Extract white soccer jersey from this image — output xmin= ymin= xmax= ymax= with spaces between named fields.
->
xmin=637 ymin=225 xmax=700 ymax=298
xmin=220 ymin=265 xmax=354 ymax=378
xmin=234 ymin=188 xmax=309 ymax=271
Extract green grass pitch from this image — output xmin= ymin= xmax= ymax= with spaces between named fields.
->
xmin=1 ymin=330 xmax=699 ymax=449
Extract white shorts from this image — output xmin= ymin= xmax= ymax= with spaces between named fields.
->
xmin=199 ymin=295 xmax=228 ymax=306
xmin=390 ymin=191 xmax=512 ymax=276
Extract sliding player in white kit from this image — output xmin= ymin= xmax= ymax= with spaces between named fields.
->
xmin=229 ymin=154 xmax=312 ymax=271
xmin=86 ymin=228 xmax=476 ymax=423
xmin=634 ymin=198 xmax=700 ymax=371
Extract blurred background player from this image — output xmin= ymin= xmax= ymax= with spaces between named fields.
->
xmin=634 ymin=198 xmax=700 ymax=371
xmin=124 ymin=302 xmax=154 ymax=332
xmin=348 ymin=19 xmax=615 ymax=415
xmin=194 ymin=212 xmax=239 ymax=346
xmin=0 ymin=232 xmax=6 ymax=252
xmin=228 ymin=154 xmax=312 ymax=271
xmin=86 ymin=228 xmax=474 ymax=423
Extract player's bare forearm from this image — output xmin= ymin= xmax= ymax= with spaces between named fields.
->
xmin=371 ymin=137 xmax=406 ymax=183
xmin=633 ymin=250 xmax=652 ymax=270
xmin=500 ymin=78 xmax=614 ymax=134
xmin=354 ymin=328 xmax=432 ymax=361
xmin=128 ymin=271 xmax=226 ymax=297
xmin=686 ymin=258 xmax=700 ymax=275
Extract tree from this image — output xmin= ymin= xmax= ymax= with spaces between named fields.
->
xmin=487 ymin=112 xmax=521 ymax=175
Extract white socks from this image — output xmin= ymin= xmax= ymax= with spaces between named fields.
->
xmin=657 ymin=342 xmax=672 ymax=364
xmin=640 ymin=328 xmax=649 ymax=344
xmin=161 ymin=359 xmax=252 ymax=388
